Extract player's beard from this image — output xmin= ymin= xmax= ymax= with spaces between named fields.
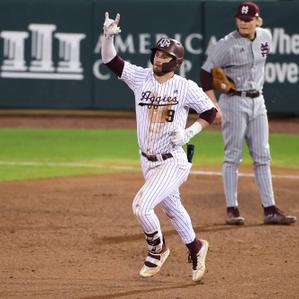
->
xmin=153 ymin=65 xmax=168 ymax=77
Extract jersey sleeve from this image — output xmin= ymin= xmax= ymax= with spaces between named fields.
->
xmin=202 ymin=38 xmax=230 ymax=72
xmin=185 ymin=80 xmax=216 ymax=113
xmin=120 ymin=61 xmax=147 ymax=92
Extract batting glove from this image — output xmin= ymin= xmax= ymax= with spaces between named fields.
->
xmin=103 ymin=12 xmax=121 ymax=39
xmin=170 ymin=122 xmax=203 ymax=146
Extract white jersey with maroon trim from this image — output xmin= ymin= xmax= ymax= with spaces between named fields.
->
xmin=121 ymin=61 xmax=215 ymax=155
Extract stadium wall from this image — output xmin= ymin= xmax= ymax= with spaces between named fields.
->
xmin=0 ymin=0 xmax=298 ymax=115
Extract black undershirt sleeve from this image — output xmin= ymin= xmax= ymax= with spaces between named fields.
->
xmin=105 ymin=55 xmax=125 ymax=78
xmin=199 ymin=107 xmax=217 ymax=124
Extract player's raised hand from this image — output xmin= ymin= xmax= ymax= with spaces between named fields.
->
xmin=103 ymin=12 xmax=121 ymax=38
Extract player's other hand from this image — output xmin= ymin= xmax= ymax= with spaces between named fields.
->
xmin=170 ymin=129 xmax=191 ymax=146
xmin=103 ymin=12 xmax=121 ymax=38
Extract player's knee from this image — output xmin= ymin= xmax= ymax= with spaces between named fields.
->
xmin=163 ymin=206 xmax=180 ymax=219
xmin=132 ymin=202 xmax=141 ymax=218
xmin=132 ymin=199 xmax=139 ymax=217
xmin=253 ymin=156 xmax=270 ymax=166
xmin=224 ymin=150 xmax=242 ymax=165
xmin=223 ymin=159 xmax=240 ymax=167
xmin=132 ymin=203 xmax=150 ymax=222
xmin=132 ymin=192 xmax=147 ymax=219
xmin=252 ymin=145 xmax=271 ymax=165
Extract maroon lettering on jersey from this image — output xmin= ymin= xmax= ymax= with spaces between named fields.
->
xmin=260 ymin=42 xmax=270 ymax=57
xmin=139 ymin=91 xmax=179 ymax=109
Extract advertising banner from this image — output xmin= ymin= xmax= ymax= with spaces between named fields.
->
xmin=0 ymin=0 xmax=298 ymax=115
xmin=0 ymin=0 xmax=93 ymax=108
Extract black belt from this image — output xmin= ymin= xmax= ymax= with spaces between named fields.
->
xmin=231 ymin=90 xmax=260 ymax=98
xmin=141 ymin=152 xmax=173 ymax=162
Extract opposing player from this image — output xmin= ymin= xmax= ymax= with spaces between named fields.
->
xmin=200 ymin=1 xmax=296 ymax=225
xmin=101 ymin=12 xmax=217 ymax=281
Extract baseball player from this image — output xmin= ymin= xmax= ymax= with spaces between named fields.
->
xmin=200 ymin=1 xmax=296 ymax=225
xmin=101 ymin=12 xmax=217 ymax=281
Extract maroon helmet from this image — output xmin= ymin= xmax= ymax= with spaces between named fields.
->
xmin=150 ymin=38 xmax=184 ymax=72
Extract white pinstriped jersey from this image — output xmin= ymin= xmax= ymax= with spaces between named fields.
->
xmin=121 ymin=61 xmax=215 ymax=155
xmin=202 ymin=27 xmax=271 ymax=91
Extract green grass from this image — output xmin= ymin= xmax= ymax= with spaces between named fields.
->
xmin=193 ymin=130 xmax=299 ymax=168
xmin=0 ymin=128 xmax=298 ymax=181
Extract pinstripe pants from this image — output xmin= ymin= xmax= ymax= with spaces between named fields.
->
xmin=132 ymin=149 xmax=196 ymax=246
xmin=219 ymin=94 xmax=275 ymax=208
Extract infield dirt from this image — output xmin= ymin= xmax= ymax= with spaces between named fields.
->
xmin=0 ymin=114 xmax=298 ymax=298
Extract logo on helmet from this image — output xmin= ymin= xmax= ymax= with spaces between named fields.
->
xmin=241 ymin=6 xmax=249 ymax=15
xmin=157 ymin=38 xmax=171 ymax=48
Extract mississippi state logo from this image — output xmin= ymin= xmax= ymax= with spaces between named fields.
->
xmin=157 ymin=38 xmax=171 ymax=48
xmin=241 ymin=6 xmax=249 ymax=14
xmin=260 ymin=42 xmax=270 ymax=57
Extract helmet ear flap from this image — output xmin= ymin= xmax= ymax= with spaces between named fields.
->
xmin=176 ymin=58 xmax=183 ymax=69
xmin=151 ymin=52 xmax=181 ymax=73
xmin=161 ymin=58 xmax=177 ymax=73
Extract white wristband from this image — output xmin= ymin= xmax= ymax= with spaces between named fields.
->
xmin=186 ymin=121 xmax=203 ymax=139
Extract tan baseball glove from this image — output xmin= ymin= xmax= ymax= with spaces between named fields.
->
xmin=211 ymin=67 xmax=237 ymax=95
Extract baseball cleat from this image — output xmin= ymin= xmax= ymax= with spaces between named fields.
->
xmin=188 ymin=239 xmax=209 ymax=282
xmin=226 ymin=206 xmax=245 ymax=225
xmin=264 ymin=206 xmax=296 ymax=225
xmin=139 ymin=247 xmax=170 ymax=278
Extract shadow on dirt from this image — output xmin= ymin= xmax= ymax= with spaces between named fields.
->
xmin=81 ymin=282 xmax=199 ymax=299
xmin=95 ymin=223 xmax=264 ymax=246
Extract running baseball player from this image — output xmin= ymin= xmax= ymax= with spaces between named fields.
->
xmin=200 ymin=1 xmax=296 ymax=225
xmin=101 ymin=12 xmax=217 ymax=281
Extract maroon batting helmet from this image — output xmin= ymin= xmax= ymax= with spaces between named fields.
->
xmin=150 ymin=38 xmax=184 ymax=72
